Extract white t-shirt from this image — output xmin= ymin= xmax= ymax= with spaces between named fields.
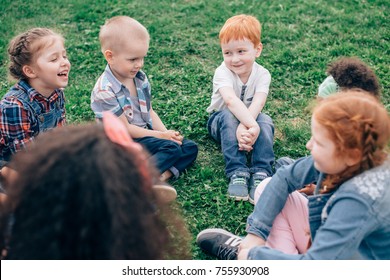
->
xmin=206 ymin=61 xmax=271 ymax=113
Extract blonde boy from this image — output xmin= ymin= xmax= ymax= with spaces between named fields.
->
xmin=206 ymin=15 xmax=275 ymax=203
xmin=91 ymin=16 xmax=198 ymax=184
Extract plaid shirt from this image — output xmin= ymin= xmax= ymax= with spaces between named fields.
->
xmin=0 ymin=80 xmax=66 ymax=165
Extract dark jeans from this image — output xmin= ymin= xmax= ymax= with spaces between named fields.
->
xmin=135 ymin=136 xmax=198 ymax=178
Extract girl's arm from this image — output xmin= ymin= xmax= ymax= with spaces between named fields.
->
xmin=245 ymin=193 xmax=374 ymax=260
xmin=242 ymin=156 xmax=319 ymax=252
xmin=219 ymin=86 xmax=259 ymax=131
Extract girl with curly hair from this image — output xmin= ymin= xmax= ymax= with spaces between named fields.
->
xmin=0 ymin=113 xmax=189 ymax=259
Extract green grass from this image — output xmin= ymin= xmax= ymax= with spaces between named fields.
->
xmin=1 ymin=0 xmax=389 ymax=259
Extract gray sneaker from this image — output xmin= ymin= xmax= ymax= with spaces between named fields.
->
xmin=249 ymin=172 xmax=268 ymax=205
xmin=197 ymin=228 xmax=242 ymax=260
xmin=228 ymin=172 xmax=249 ymax=201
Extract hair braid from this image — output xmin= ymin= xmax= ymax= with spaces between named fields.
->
xmin=314 ymin=91 xmax=390 ymax=194
xmin=7 ymin=28 xmax=61 ymax=80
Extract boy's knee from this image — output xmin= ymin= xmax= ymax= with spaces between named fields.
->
xmin=220 ymin=109 xmax=240 ymax=128
xmin=180 ymin=140 xmax=198 ymax=163
xmin=256 ymin=113 xmax=273 ymax=126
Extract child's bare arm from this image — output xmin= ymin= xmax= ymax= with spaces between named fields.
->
xmin=117 ymin=113 xmax=159 ymax=138
xmin=219 ymin=86 xmax=260 ymax=132
xmin=248 ymin=91 xmax=267 ymax=119
xmin=149 ymin=107 xmax=167 ymax=132
xmin=117 ymin=110 xmax=183 ymax=144
xmin=150 ymin=108 xmax=183 ymax=144
xmin=236 ymin=92 xmax=268 ymax=151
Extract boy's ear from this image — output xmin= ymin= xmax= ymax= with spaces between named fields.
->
xmin=103 ymin=49 xmax=114 ymax=63
xmin=255 ymin=43 xmax=263 ymax=57
xmin=346 ymin=148 xmax=362 ymax=166
xmin=22 ymin=65 xmax=37 ymax=79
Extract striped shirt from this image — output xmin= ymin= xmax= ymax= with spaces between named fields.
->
xmin=91 ymin=65 xmax=152 ymax=128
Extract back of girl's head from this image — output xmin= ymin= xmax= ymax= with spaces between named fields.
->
xmin=219 ymin=14 xmax=261 ymax=46
xmin=327 ymin=57 xmax=381 ymax=98
xmin=313 ymin=90 xmax=390 ymax=189
xmin=3 ymin=124 xmax=189 ymax=259
xmin=8 ymin=28 xmax=63 ymax=80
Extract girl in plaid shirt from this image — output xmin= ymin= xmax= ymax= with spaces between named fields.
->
xmin=0 ymin=28 xmax=70 ymax=169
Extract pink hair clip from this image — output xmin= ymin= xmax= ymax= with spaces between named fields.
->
xmin=102 ymin=111 xmax=143 ymax=153
xmin=102 ymin=112 xmax=153 ymax=191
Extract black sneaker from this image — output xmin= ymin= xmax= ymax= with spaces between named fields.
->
xmin=196 ymin=228 xmax=242 ymax=260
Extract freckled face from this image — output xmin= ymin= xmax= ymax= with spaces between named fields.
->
xmin=221 ymin=38 xmax=261 ymax=82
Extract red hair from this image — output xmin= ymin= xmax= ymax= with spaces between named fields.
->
xmin=219 ymin=14 xmax=261 ymax=46
xmin=313 ymin=90 xmax=390 ymax=193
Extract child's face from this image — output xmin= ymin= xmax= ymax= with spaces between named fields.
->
xmin=106 ymin=38 xmax=149 ymax=83
xmin=28 ymin=36 xmax=71 ymax=96
xmin=221 ymin=38 xmax=261 ymax=82
xmin=306 ymin=116 xmax=349 ymax=175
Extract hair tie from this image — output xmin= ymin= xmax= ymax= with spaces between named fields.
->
xmin=318 ymin=75 xmax=340 ymax=98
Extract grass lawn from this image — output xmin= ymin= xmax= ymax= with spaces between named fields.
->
xmin=1 ymin=0 xmax=389 ymax=259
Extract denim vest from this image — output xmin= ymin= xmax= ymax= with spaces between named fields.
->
xmin=10 ymin=81 xmax=64 ymax=134
xmin=0 ymin=81 xmax=64 ymax=165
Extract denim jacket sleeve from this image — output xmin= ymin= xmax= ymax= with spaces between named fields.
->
xmin=246 ymin=156 xmax=319 ymax=240
xmin=247 ymin=191 xmax=375 ymax=260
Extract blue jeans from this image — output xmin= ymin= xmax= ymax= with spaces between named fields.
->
xmin=207 ymin=109 xmax=275 ymax=178
xmin=135 ymin=136 xmax=198 ymax=178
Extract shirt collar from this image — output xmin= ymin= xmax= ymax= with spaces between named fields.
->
xmin=18 ymin=80 xmax=61 ymax=102
xmin=104 ymin=64 xmax=146 ymax=94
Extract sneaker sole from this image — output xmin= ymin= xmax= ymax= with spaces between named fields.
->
xmin=196 ymin=228 xmax=240 ymax=243
xmin=248 ymin=196 xmax=255 ymax=205
xmin=228 ymin=194 xmax=249 ymax=201
xmin=153 ymin=184 xmax=177 ymax=203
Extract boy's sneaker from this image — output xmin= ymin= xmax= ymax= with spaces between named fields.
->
xmin=197 ymin=228 xmax=242 ymax=260
xmin=248 ymin=172 xmax=268 ymax=205
xmin=228 ymin=173 xmax=249 ymax=201
xmin=153 ymin=182 xmax=177 ymax=203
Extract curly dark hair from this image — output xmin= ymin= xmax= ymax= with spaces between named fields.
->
xmin=0 ymin=124 xmax=190 ymax=259
xmin=327 ymin=57 xmax=381 ymax=98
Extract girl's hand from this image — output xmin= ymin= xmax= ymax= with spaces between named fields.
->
xmin=298 ymin=183 xmax=316 ymax=195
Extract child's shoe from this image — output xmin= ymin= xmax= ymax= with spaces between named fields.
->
xmin=197 ymin=228 xmax=242 ymax=260
xmin=228 ymin=172 xmax=249 ymax=201
xmin=153 ymin=182 xmax=177 ymax=203
xmin=248 ymin=172 xmax=268 ymax=205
